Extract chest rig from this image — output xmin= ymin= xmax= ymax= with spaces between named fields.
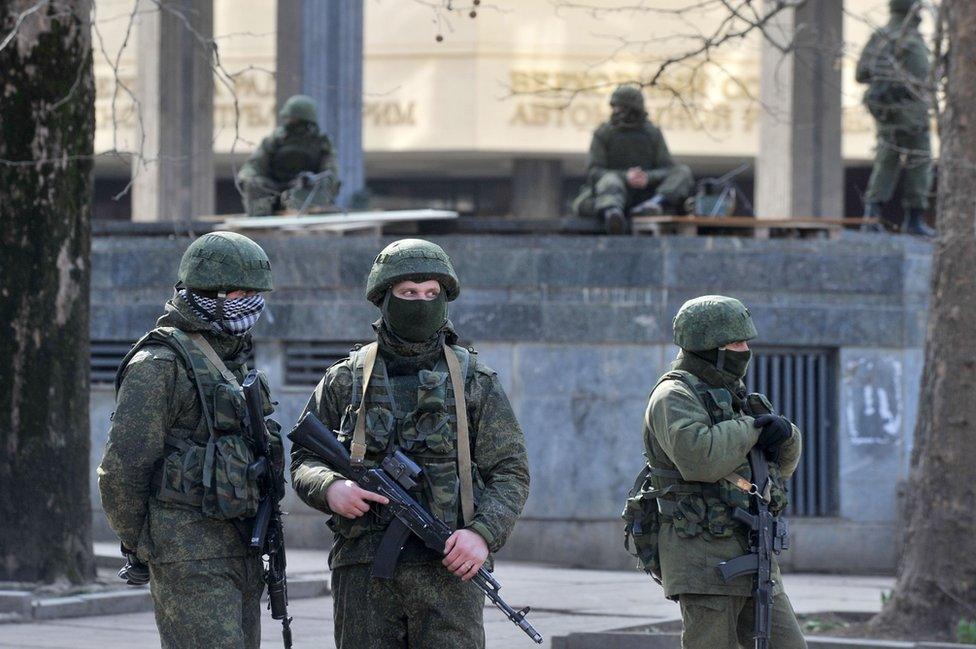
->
xmin=117 ymin=327 xmax=267 ymax=521
xmin=268 ymin=133 xmax=327 ymax=184
xmin=333 ymin=342 xmax=476 ymax=537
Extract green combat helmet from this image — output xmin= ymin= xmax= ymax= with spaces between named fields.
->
xmin=365 ymin=239 xmax=460 ymax=305
xmin=610 ymin=85 xmax=646 ymax=112
xmin=279 ymin=94 xmax=319 ymax=124
xmin=673 ymin=295 xmax=757 ymax=351
xmin=889 ymin=0 xmax=917 ymax=14
xmin=178 ymin=231 xmax=274 ymax=292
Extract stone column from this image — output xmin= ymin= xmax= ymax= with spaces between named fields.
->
xmin=132 ymin=0 xmax=214 ymax=222
xmin=276 ymin=0 xmax=364 ymax=208
xmin=755 ymin=0 xmax=843 ymax=219
xmin=511 ymin=158 xmax=563 ymax=218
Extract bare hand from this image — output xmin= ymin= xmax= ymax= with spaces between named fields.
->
xmin=443 ymin=529 xmax=489 ymax=581
xmin=626 ymin=167 xmax=649 ymax=189
xmin=325 ymin=479 xmax=389 ymax=519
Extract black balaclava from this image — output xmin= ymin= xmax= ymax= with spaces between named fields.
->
xmin=691 ymin=347 xmax=752 ymax=380
xmin=381 ymin=290 xmax=448 ymax=343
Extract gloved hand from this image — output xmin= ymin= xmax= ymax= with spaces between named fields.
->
xmin=753 ymin=414 xmax=792 ymax=462
xmin=118 ymin=544 xmax=150 ymax=586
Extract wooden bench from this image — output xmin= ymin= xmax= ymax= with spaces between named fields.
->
xmin=630 ymin=215 xmax=879 ymax=239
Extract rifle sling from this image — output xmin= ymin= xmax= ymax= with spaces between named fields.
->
xmin=186 ymin=333 xmax=242 ymax=388
xmin=443 ymin=343 xmax=476 ymax=527
xmin=350 ymin=342 xmax=379 ymax=465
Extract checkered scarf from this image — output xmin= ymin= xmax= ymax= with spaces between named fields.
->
xmin=181 ymin=289 xmax=266 ymax=336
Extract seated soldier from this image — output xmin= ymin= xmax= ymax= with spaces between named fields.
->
xmin=572 ymin=85 xmax=694 ymax=234
xmin=237 ymin=94 xmax=340 ymax=216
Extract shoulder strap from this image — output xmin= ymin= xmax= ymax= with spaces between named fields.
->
xmin=186 ymin=333 xmax=241 ymax=389
xmin=350 ymin=342 xmax=378 ymax=465
xmin=443 ymin=343 xmax=475 ymax=526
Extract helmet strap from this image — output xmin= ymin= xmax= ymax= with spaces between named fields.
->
xmin=715 ymin=348 xmax=727 ymax=372
xmin=214 ymin=290 xmax=227 ymax=323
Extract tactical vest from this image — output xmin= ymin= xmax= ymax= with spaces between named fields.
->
xmin=329 ymin=344 xmax=480 ymax=541
xmin=623 ymin=370 xmax=789 ymax=577
xmin=117 ymin=327 xmax=271 ymax=521
xmin=268 ymin=133 xmax=327 ymax=184
xmin=603 ymin=124 xmax=661 ymax=170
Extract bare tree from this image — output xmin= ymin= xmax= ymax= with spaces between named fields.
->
xmin=870 ymin=0 xmax=976 ymax=637
xmin=0 ymin=0 xmax=96 ymax=584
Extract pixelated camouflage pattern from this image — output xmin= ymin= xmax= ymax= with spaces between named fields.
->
xmin=279 ymin=94 xmax=319 ymax=124
xmin=97 ymin=294 xmax=269 ymax=564
xmin=643 ymin=351 xmax=802 ymax=599
xmin=672 ymin=295 xmax=758 ymax=352
xmin=365 ymin=239 xmax=461 ymax=305
xmin=332 ymin=562 xmax=485 ymax=649
xmin=149 ymin=555 xmax=264 ymax=649
xmin=178 ymin=231 xmax=274 ymax=292
xmin=679 ymin=592 xmax=807 ymax=649
xmin=610 ymin=84 xmax=646 ymax=112
xmin=204 ymin=434 xmax=260 ymax=520
xmin=290 ymin=342 xmax=529 ymax=570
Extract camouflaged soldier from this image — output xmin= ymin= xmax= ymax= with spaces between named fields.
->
xmin=97 ymin=232 xmax=282 ymax=649
xmin=635 ymin=296 xmax=806 ymax=649
xmin=572 ymin=84 xmax=695 ymax=234
xmin=290 ymin=238 xmax=531 ymax=649
xmin=856 ymin=0 xmax=934 ymax=236
xmin=237 ymin=94 xmax=340 ymax=216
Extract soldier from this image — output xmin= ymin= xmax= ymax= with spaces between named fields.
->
xmin=856 ymin=0 xmax=934 ymax=236
xmin=97 ymin=232 xmax=281 ymax=649
xmin=237 ymin=94 xmax=340 ymax=216
xmin=643 ymin=296 xmax=806 ymax=649
xmin=572 ymin=84 xmax=695 ymax=234
xmin=290 ymin=238 xmax=531 ymax=648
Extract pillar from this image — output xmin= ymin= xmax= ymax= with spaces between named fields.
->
xmin=132 ymin=0 xmax=214 ymax=221
xmin=512 ymin=158 xmax=564 ymax=218
xmin=276 ymin=0 xmax=364 ymax=208
xmin=755 ymin=0 xmax=843 ymax=219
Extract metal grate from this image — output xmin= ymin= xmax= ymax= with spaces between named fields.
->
xmin=91 ymin=341 xmax=134 ymax=384
xmin=285 ymin=341 xmax=356 ymax=386
xmin=745 ymin=348 xmax=837 ymax=517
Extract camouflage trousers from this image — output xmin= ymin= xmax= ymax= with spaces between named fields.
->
xmin=573 ymin=165 xmax=695 ymax=217
xmin=241 ymin=175 xmax=336 ymax=216
xmin=332 ymin=561 xmax=485 ymax=649
xmin=149 ymin=555 xmax=264 ymax=649
xmin=865 ymin=123 xmax=932 ymax=210
xmin=679 ymin=592 xmax=807 ymax=649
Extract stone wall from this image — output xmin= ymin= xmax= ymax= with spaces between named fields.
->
xmin=89 ymin=233 xmax=932 ymax=572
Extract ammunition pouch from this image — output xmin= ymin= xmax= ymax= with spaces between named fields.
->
xmin=622 ymin=465 xmax=663 ymax=581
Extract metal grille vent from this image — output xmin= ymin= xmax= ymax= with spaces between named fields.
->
xmin=285 ymin=341 xmax=356 ymax=386
xmin=745 ymin=348 xmax=836 ymax=517
xmin=91 ymin=341 xmax=134 ymax=384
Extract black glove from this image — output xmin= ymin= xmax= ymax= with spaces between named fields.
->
xmin=753 ymin=414 xmax=792 ymax=461
xmin=118 ymin=544 xmax=150 ymax=586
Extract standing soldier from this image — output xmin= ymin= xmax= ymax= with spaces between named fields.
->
xmin=290 ymin=238 xmax=531 ymax=648
xmin=98 ymin=232 xmax=282 ymax=649
xmin=237 ymin=94 xmax=340 ymax=216
xmin=636 ymin=296 xmax=807 ymax=649
xmin=572 ymin=84 xmax=695 ymax=234
xmin=856 ymin=0 xmax=934 ymax=236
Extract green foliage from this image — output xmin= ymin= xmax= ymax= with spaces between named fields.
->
xmin=956 ymin=619 xmax=976 ymax=644
xmin=880 ymin=590 xmax=892 ymax=605
xmin=802 ymin=618 xmax=843 ymax=634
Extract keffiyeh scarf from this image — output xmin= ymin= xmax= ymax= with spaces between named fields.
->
xmin=181 ymin=289 xmax=266 ymax=336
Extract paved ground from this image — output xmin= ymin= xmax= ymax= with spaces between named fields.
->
xmin=0 ymin=552 xmax=893 ymax=649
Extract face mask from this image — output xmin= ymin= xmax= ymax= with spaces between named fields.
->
xmin=382 ymin=291 xmax=447 ymax=342
xmin=718 ymin=349 xmax=752 ymax=379
xmin=183 ymin=290 xmax=266 ymax=337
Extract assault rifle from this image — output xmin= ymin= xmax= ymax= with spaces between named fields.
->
xmin=289 ymin=412 xmax=544 ymax=645
xmin=242 ymin=371 xmax=293 ymax=649
xmin=715 ymin=393 xmax=790 ymax=649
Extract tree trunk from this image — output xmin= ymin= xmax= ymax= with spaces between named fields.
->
xmin=0 ymin=0 xmax=96 ymax=584
xmin=872 ymin=0 xmax=976 ymax=637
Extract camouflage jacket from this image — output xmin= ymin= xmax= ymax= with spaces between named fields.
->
xmin=97 ymin=296 xmax=262 ymax=564
xmin=290 ymin=330 xmax=531 ymax=570
xmin=644 ymin=352 xmax=802 ymax=598
xmin=856 ymin=18 xmax=931 ymax=128
xmin=238 ymin=123 xmax=338 ymax=189
xmin=586 ymin=120 xmax=675 ymax=184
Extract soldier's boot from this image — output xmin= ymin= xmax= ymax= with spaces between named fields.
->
xmin=904 ymin=209 xmax=935 ymax=237
xmin=601 ymin=207 xmax=627 ymax=235
xmin=861 ymin=202 xmax=886 ymax=233
xmin=631 ymin=194 xmax=665 ymax=216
